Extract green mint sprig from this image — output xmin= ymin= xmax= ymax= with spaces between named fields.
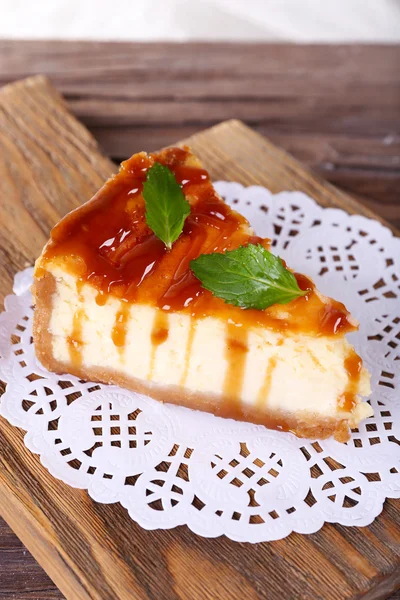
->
xmin=190 ymin=244 xmax=308 ymax=310
xmin=143 ymin=162 xmax=190 ymax=249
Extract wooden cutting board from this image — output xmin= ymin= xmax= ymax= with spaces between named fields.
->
xmin=0 ymin=76 xmax=399 ymax=600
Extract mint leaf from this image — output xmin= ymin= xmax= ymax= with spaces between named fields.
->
xmin=143 ymin=162 xmax=190 ymax=249
xmin=191 ymin=244 xmax=308 ymax=309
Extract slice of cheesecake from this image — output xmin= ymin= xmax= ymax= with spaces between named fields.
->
xmin=32 ymin=146 xmax=372 ymax=442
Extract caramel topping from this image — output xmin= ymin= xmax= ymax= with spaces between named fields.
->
xmin=148 ymin=310 xmax=169 ymax=379
xmin=180 ymin=321 xmax=197 ymax=386
xmin=339 ymin=351 xmax=363 ymax=412
xmin=223 ymin=324 xmax=248 ymax=406
xmin=112 ymin=303 xmax=130 ymax=349
xmin=67 ymin=308 xmax=85 ymax=367
xmin=67 ymin=283 xmax=86 ymax=366
xmin=257 ymin=356 xmax=278 ymax=408
xmin=39 ymin=146 xmax=355 ymax=337
xmin=151 ymin=312 xmax=170 ymax=346
xmin=95 ymin=291 xmax=107 ymax=306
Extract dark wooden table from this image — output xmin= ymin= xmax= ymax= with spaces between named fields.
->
xmin=0 ymin=40 xmax=399 ymax=600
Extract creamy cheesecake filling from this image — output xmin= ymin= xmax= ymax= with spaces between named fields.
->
xmin=46 ymin=266 xmax=371 ymax=423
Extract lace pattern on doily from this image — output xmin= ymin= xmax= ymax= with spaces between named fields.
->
xmin=0 ymin=182 xmax=399 ymax=543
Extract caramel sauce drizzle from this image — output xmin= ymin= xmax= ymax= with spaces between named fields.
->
xmin=40 ymin=146 xmax=356 ymax=339
xmin=111 ymin=303 xmax=130 ymax=354
xmin=257 ymin=356 xmax=278 ymax=408
xmin=67 ymin=281 xmax=86 ymax=367
xmin=339 ymin=351 xmax=362 ymax=412
xmin=223 ymin=324 xmax=248 ymax=407
xmin=180 ymin=320 xmax=197 ymax=386
xmin=67 ymin=308 xmax=85 ymax=367
xmin=148 ymin=311 xmax=170 ymax=380
xmin=95 ymin=291 xmax=107 ymax=306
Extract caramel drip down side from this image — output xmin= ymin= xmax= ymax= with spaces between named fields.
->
xmin=223 ymin=324 xmax=248 ymax=408
xmin=148 ymin=311 xmax=170 ymax=380
xmin=257 ymin=357 xmax=278 ymax=409
xmin=112 ymin=303 xmax=131 ymax=359
xmin=180 ymin=321 xmax=197 ymax=387
xmin=339 ymin=350 xmax=363 ymax=412
xmin=67 ymin=281 xmax=86 ymax=367
xmin=67 ymin=309 xmax=85 ymax=367
xmin=95 ymin=291 xmax=107 ymax=306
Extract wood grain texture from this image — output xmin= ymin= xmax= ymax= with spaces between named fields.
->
xmin=0 ymin=517 xmax=62 ymax=600
xmin=0 ymin=76 xmax=399 ymax=600
xmin=0 ymin=40 xmax=399 ymax=228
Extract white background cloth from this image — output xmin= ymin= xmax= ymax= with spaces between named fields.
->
xmin=1 ymin=0 xmax=400 ymax=42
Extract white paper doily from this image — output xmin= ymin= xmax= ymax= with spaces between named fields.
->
xmin=1 ymin=182 xmax=399 ymax=543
